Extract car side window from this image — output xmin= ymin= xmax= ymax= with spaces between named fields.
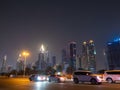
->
xmin=86 ymin=72 xmax=91 ymax=75
xmin=74 ymin=72 xmax=81 ymax=75
xmin=82 ymin=72 xmax=85 ymax=75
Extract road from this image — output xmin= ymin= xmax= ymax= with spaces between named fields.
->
xmin=0 ymin=77 xmax=120 ymax=90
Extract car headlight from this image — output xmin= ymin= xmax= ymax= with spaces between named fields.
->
xmin=37 ymin=76 xmax=41 ymax=80
xmin=60 ymin=77 xmax=65 ymax=81
xmin=37 ymin=76 xmax=46 ymax=80
xmin=97 ymin=76 xmax=103 ymax=81
xmin=43 ymin=77 xmax=46 ymax=80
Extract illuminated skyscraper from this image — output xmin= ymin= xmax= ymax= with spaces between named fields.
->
xmin=81 ymin=40 xmax=96 ymax=72
xmin=106 ymin=38 xmax=120 ymax=70
xmin=36 ymin=44 xmax=49 ymax=71
xmin=81 ymin=41 xmax=88 ymax=70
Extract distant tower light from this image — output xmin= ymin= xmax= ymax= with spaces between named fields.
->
xmin=89 ymin=40 xmax=93 ymax=43
xmin=40 ymin=44 xmax=45 ymax=53
xmin=4 ymin=55 xmax=7 ymax=61
xmin=83 ymin=41 xmax=87 ymax=45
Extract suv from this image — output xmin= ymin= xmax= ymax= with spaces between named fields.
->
xmin=103 ymin=70 xmax=120 ymax=83
xmin=73 ymin=70 xmax=103 ymax=85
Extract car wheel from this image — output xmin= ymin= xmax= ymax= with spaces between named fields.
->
xmin=91 ymin=79 xmax=98 ymax=85
xmin=74 ymin=78 xmax=79 ymax=84
xmin=107 ymin=78 xmax=113 ymax=83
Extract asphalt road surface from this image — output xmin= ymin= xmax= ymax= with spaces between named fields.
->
xmin=0 ymin=77 xmax=120 ymax=90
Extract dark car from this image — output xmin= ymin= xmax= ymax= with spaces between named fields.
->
xmin=29 ymin=74 xmax=47 ymax=81
xmin=48 ymin=75 xmax=66 ymax=83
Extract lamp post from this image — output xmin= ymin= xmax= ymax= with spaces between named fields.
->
xmin=22 ymin=51 xmax=29 ymax=76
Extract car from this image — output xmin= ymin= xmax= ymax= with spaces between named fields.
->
xmin=103 ymin=70 xmax=120 ymax=83
xmin=73 ymin=70 xmax=103 ymax=85
xmin=48 ymin=75 xmax=66 ymax=83
xmin=29 ymin=74 xmax=48 ymax=81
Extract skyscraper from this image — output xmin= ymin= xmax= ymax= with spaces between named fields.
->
xmin=81 ymin=40 xmax=96 ymax=72
xmin=61 ymin=48 xmax=68 ymax=64
xmin=61 ymin=48 xmax=69 ymax=73
xmin=88 ymin=40 xmax=96 ymax=72
xmin=81 ymin=41 xmax=88 ymax=70
xmin=52 ymin=56 xmax=56 ymax=67
xmin=35 ymin=44 xmax=49 ymax=71
xmin=16 ymin=54 xmax=24 ymax=72
xmin=106 ymin=38 xmax=120 ymax=70
xmin=1 ymin=55 xmax=7 ymax=73
xmin=69 ymin=42 xmax=77 ymax=70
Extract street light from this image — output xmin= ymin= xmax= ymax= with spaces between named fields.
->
xmin=22 ymin=51 xmax=29 ymax=76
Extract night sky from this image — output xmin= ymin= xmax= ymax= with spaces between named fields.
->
xmin=0 ymin=0 xmax=120 ymax=70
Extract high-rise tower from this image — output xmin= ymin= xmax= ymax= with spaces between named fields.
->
xmin=106 ymin=38 xmax=120 ymax=70
xmin=69 ymin=42 xmax=77 ymax=70
xmin=1 ymin=55 xmax=7 ymax=73
xmin=81 ymin=40 xmax=96 ymax=72
xmin=36 ymin=44 xmax=49 ymax=71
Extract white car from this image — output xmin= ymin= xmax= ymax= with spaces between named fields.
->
xmin=73 ymin=70 xmax=103 ymax=85
xmin=103 ymin=70 xmax=120 ymax=83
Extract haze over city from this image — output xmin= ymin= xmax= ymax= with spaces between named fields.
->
xmin=0 ymin=0 xmax=120 ymax=70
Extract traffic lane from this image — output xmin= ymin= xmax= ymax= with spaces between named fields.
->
xmin=1 ymin=78 xmax=120 ymax=90
xmin=44 ymin=82 xmax=120 ymax=90
xmin=24 ymin=81 xmax=120 ymax=90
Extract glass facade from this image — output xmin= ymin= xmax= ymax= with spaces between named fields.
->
xmin=106 ymin=39 xmax=120 ymax=70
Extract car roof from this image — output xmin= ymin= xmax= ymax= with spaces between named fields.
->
xmin=105 ymin=70 xmax=120 ymax=72
xmin=74 ymin=70 xmax=91 ymax=72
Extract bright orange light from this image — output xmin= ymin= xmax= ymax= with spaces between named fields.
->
xmin=22 ymin=51 xmax=30 ymax=57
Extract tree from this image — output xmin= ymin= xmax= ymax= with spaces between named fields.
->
xmin=56 ymin=65 xmax=63 ymax=72
xmin=97 ymin=69 xmax=106 ymax=74
xmin=45 ymin=66 xmax=56 ymax=75
xmin=66 ymin=66 xmax=74 ymax=74
xmin=10 ymin=69 xmax=17 ymax=75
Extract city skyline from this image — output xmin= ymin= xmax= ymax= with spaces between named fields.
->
xmin=0 ymin=0 xmax=120 ymax=70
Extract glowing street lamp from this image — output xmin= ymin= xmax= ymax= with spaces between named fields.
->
xmin=22 ymin=51 xmax=29 ymax=76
